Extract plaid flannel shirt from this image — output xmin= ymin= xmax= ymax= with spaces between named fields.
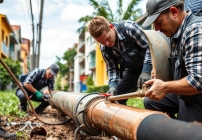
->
xmin=170 ymin=11 xmax=202 ymax=91
xmin=100 ymin=20 xmax=152 ymax=88
xmin=25 ymin=68 xmax=54 ymax=90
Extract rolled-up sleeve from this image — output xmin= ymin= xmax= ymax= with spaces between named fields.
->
xmin=184 ymin=23 xmax=202 ymax=91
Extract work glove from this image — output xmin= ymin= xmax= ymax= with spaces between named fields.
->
xmin=137 ymin=72 xmax=151 ymax=88
xmin=106 ymin=87 xmax=117 ymax=96
xmin=35 ymin=91 xmax=43 ymax=100
xmin=42 ymin=94 xmax=51 ymax=101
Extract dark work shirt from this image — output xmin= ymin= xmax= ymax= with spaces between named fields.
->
xmin=24 ymin=68 xmax=55 ymax=90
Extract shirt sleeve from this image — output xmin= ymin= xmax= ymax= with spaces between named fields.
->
xmin=127 ymin=22 xmax=152 ymax=73
xmin=100 ymin=46 xmax=119 ymax=89
xmin=24 ymin=68 xmax=40 ymax=84
xmin=183 ymin=23 xmax=202 ymax=91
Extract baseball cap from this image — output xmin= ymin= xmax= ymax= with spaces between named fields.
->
xmin=142 ymin=0 xmax=180 ymax=28
xmin=49 ymin=64 xmax=60 ymax=77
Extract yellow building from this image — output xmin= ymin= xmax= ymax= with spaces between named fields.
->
xmin=95 ymin=43 xmax=108 ymax=86
xmin=0 ymin=14 xmax=14 ymax=58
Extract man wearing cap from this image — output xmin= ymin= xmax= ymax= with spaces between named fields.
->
xmin=16 ymin=63 xmax=60 ymax=114
xmin=142 ymin=0 xmax=202 ymax=122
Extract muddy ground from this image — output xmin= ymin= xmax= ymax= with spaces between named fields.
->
xmin=0 ymin=107 xmax=118 ymax=140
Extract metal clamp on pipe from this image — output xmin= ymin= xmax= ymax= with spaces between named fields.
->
xmin=107 ymin=84 xmax=148 ymax=102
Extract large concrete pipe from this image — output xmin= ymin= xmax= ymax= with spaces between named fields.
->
xmin=143 ymin=30 xmax=171 ymax=81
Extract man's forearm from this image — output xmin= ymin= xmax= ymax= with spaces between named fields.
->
xmin=164 ymin=77 xmax=200 ymax=95
xmin=24 ymin=83 xmax=37 ymax=93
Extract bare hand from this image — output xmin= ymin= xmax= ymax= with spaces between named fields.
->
xmin=144 ymin=79 xmax=167 ymax=101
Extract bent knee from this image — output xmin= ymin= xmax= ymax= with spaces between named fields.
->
xmin=16 ymin=91 xmax=27 ymax=101
xmin=143 ymin=97 xmax=155 ymax=109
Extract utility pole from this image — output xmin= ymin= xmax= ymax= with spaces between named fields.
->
xmin=30 ymin=0 xmax=35 ymax=70
xmin=36 ymin=0 xmax=44 ymax=67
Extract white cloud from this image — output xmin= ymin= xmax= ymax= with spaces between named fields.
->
xmin=0 ymin=0 xmax=148 ymax=70
xmin=60 ymin=4 xmax=94 ymax=21
xmin=43 ymin=0 xmax=65 ymax=16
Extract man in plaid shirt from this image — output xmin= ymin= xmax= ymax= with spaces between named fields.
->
xmin=142 ymin=0 xmax=202 ymax=122
xmin=16 ymin=63 xmax=60 ymax=114
xmin=88 ymin=16 xmax=152 ymax=105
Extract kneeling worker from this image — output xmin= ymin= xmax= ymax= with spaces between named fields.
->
xmin=16 ymin=63 xmax=60 ymax=114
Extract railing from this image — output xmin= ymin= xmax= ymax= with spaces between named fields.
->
xmin=1 ymin=42 xmax=9 ymax=56
xmin=79 ymin=55 xmax=85 ymax=63
xmin=78 ymin=41 xmax=85 ymax=50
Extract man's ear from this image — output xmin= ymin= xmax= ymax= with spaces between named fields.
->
xmin=170 ymin=6 xmax=178 ymax=17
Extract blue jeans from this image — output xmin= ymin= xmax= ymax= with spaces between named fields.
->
xmin=16 ymin=88 xmax=49 ymax=112
xmin=116 ymin=70 xmax=141 ymax=105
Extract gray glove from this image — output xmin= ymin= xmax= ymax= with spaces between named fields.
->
xmin=137 ymin=72 xmax=151 ymax=88
xmin=42 ymin=94 xmax=51 ymax=101
xmin=106 ymin=87 xmax=117 ymax=96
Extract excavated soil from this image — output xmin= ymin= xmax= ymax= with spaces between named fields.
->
xmin=0 ymin=107 xmax=118 ymax=140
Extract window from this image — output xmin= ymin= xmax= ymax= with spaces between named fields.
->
xmin=6 ymin=36 xmax=8 ymax=46
xmin=2 ymin=30 xmax=4 ymax=41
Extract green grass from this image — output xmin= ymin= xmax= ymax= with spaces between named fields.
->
xmin=0 ymin=90 xmax=26 ymax=117
xmin=0 ymin=90 xmax=40 ymax=139
xmin=0 ymin=90 xmax=39 ymax=117
xmin=126 ymin=98 xmax=144 ymax=109
xmin=16 ymin=131 xmax=29 ymax=140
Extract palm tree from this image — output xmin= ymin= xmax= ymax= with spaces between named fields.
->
xmin=77 ymin=0 xmax=143 ymax=32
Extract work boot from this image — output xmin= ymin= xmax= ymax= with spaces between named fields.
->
xmin=0 ymin=127 xmax=16 ymax=139
xmin=18 ymin=103 xmax=27 ymax=112
xmin=35 ymin=109 xmax=47 ymax=115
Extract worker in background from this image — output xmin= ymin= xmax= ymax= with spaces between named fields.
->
xmin=88 ymin=16 xmax=152 ymax=105
xmin=16 ymin=63 xmax=60 ymax=114
xmin=142 ymin=0 xmax=202 ymax=122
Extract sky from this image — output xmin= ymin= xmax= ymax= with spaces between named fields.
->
xmin=0 ymin=0 xmax=147 ymax=69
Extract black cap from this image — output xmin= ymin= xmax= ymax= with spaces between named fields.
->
xmin=142 ymin=0 xmax=180 ymax=27
xmin=49 ymin=64 xmax=60 ymax=77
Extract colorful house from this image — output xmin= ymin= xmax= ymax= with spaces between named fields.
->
xmin=0 ymin=14 xmax=14 ymax=58
xmin=11 ymin=25 xmax=22 ymax=61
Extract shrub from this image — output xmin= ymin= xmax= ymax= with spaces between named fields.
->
xmin=0 ymin=58 xmax=21 ymax=90
xmin=63 ymin=84 xmax=69 ymax=91
xmin=86 ymin=76 xmax=94 ymax=86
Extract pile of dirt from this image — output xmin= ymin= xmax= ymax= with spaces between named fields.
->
xmin=0 ymin=108 xmax=118 ymax=140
